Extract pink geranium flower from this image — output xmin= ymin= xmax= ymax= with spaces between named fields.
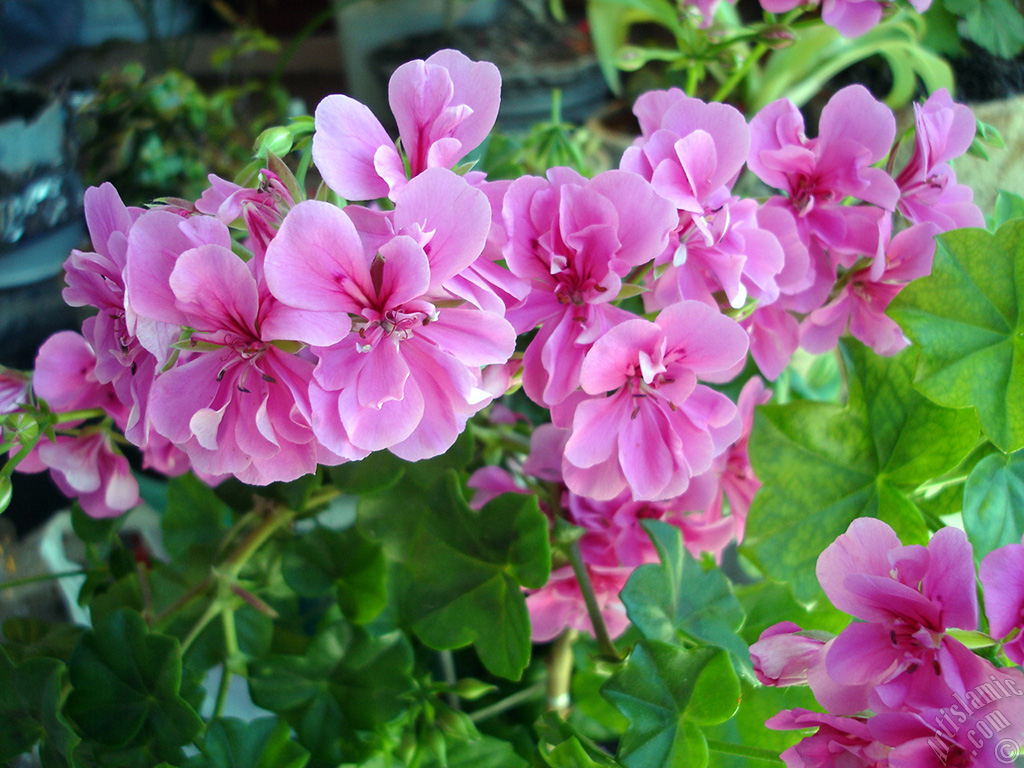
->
xmin=264 ymin=177 xmax=515 ymax=461
xmin=766 ymin=709 xmax=890 ymax=768
xmin=895 ymin=89 xmax=984 ymax=232
xmin=147 ymin=244 xmax=347 ymax=484
xmin=562 ymin=300 xmax=747 ymax=502
xmin=503 ymin=167 xmax=677 ymax=406
xmin=801 ymin=218 xmax=940 ymax=356
xmin=313 ymin=49 xmax=500 ymax=201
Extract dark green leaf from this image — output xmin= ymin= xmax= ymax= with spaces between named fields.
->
xmin=2 ymin=617 xmax=84 ymax=663
xmin=282 ymin=526 xmax=387 ymax=624
xmin=71 ymin=503 xmax=126 ymax=544
xmin=248 ymin=622 xmax=414 ymax=765
xmin=162 ymin=474 xmax=233 ymax=559
xmin=889 ymin=220 xmax=1024 ymax=453
xmin=182 ymin=717 xmax=309 ymax=768
xmin=963 ymin=451 xmax=1024 ymax=561
xmin=621 ymin=521 xmax=748 ymax=670
xmin=65 ymin=610 xmax=202 ymax=754
xmin=0 ymin=647 xmax=79 ymax=767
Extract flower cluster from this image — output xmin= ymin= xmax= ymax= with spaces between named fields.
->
xmin=9 ymin=49 xmax=980 ymax=647
xmin=752 ymin=519 xmax=1024 ymax=767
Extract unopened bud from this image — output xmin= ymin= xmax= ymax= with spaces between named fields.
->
xmin=255 ymin=126 xmax=293 ymax=158
xmin=760 ymin=24 xmax=796 ymax=49
xmin=454 ymin=677 xmax=497 ymax=701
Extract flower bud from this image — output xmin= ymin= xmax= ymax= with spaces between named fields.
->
xmin=749 ymin=621 xmax=829 ymax=687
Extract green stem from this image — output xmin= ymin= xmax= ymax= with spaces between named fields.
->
xmin=0 ymin=569 xmax=88 ymax=592
xmin=706 ymin=739 xmax=785 ymax=763
xmin=469 ymin=680 xmax=547 ymax=723
xmin=212 ymin=661 xmax=232 ymax=720
xmin=567 ymin=539 xmax=621 ymax=661
xmin=546 ymin=628 xmax=577 ymax=714
xmin=51 ymin=408 xmax=107 ymax=425
xmin=180 ymin=600 xmax=220 ymax=655
xmin=712 ymin=41 xmax=768 ymax=103
xmin=224 ymin=506 xmax=295 ymax=579
xmin=685 ymin=65 xmax=700 ymax=97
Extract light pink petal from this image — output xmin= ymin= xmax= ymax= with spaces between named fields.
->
xmin=312 ymin=94 xmax=393 ymax=201
xmin=579 ymin=318 xmax=662 ymax=394
xmin=657 ymin=301 xmax=749 ymax=381
xmin=589 ymin=170 xmax=677 ymax=268
xmin=423 ymin=49 xmax=501 ymax=161
xmin=618 ymin=403 xmax=676 ymax=501
xmin=341 ymin=371 xmax=424 ymax=452
xmin=818 ymin=85 xmax=894 ymax=162
xmin=355 ymin=339 xmax=409 ymax=410
xmin=265 ymin=200 xmax=372 ymax=315
xmin=259 ymin=303 xmax=352 ymax=347
xmin=170 ymin=245 xmax=258 ymax=334
xmin=564 ymin=394 xmax=627 ymax=469
xmin=392 ymin=168 xmax=491 ymax=288
xmin=415 ymin=307 xmax=516 ymax=366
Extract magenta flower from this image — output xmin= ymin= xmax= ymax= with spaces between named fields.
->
xmin=979 ymin=540 xmax=1024 ymax=666
xmin=503 ymin=167 xmax=677 ymax=406
xmin=757 ymin=0 xmax=932 ymax=37
xmin=895 ymin=89 xmax=984 ymax=232
xmin=623 ymin=89 xmax=786 ymax=310
xmin=562 ymin=300 xmax=747 ymax=502
xmin=816 ymin=518 xmax=980 ymax=712
xmin=313 ymin=49 xmax=500 ymax=201
xmin=749 ymin=85 xmax=899 ymax=256
xmin=800 ymin=219 xmax=940 ymax=356
xmin=766 ymin=709 xmax=890 ymax=768
xmin=264 ymin=186 xmax=515 ymax=461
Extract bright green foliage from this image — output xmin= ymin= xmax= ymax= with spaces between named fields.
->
xmin=620 ymin=521 xmax=748 ymax=670
xmin=602 ymin=642 xmax=739 ymax=768
xmin=744 ymin=342 xmax=978 ymax=600
xmin=889 ymin=220 xmax=1024 ymax=453
xmin=0 ymin=647 xmax=79 ymax=767
xmin=65 ymin=610 xmax=202 ymax=758
xmin=182 ymin=717 xmax=309 ymax=768
xmin=963 ymin=451 xmax=1024 ymax=561
xmin=248 ymin=623 xmax=415 ymax=766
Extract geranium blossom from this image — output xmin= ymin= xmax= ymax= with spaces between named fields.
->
xmin=562 ymin=300 xmax=747 ymax=502
xmin=503 ymin=167 xmax=677 ymax=406
xmin=313 ymin=49 xmax=500 ymax=201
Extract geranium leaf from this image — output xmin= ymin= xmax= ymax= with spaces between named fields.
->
xmin=162 ymin=473 xmax=233 ymax=559
xmin=248 ymin=623 xmax=414 ymax=766
xmin=65 ymin=610 xmax=202 ymax=757
xmin=601 ymin=641 xmax=717 ymax=768
xmin=743 ymin=342 xmax=978 ymax=600
xmin=282 ymin=526 xmax=387 ymax=625
xmin=182 ymin=717 xmax=309 ymax=768
xmin=963 ymin=451 xmax=1024 ymax=562
xmin=0 ymin=648 xmax=79 ymax=767
xmin=889 ymin=220 xmax=1024 ymax=453
xmin=620 ymin=521 xmax=748 ymax=672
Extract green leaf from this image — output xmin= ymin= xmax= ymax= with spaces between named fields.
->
xmin=0 ymin=647 xmax=79 ymax=767
xmin=602 ymin=641 xmax=716 ymax=768
xmin=963 ymin=451 xmax=1024 ymax=561
xmin=282 ymin=526 xmax=387 ymax=624
xmin=248 ymin=623 xmax=414 ymax=765
xmin=65 ymin=610 xmax=201 ymax=755
xmin=71 ymin=502 xmax=126 ymax=544
xmin=2 ymin=617 xmax=84 ymax=663
xmin=365 ymin=474 xmax=550 ymax=680
xmin=182 ymin=717 xmax=309 ymax=768
xmin=743 ymin=342 xmax=978 ymax=600
xmin=423 ymin=735 xmax=530 ymax=768
xmin=956 ymin=0 xmax=1024 ymax=57
xmin=162 ymin=473 xmax=233 ymax=559
xmin=889 ymin=220 xmax=1024 ymax=453
xmin=993 ymin=191 xmax=1024 ymax=230
xmin=620 ymin=521 xmax=748 ymax=671
xmin=328 ymin=450 xmax=406 ymax=495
